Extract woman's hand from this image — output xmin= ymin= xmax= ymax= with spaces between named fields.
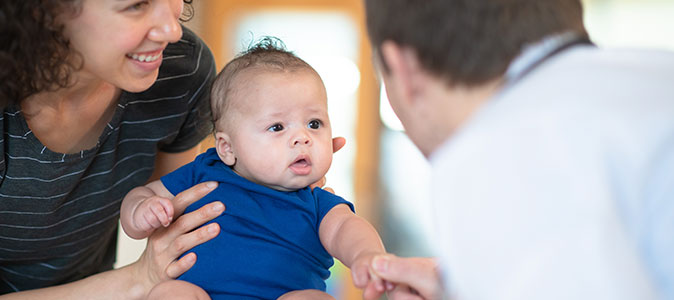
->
xmin=368 ymin=255 xmax=445 ymax=300
xmin=132 ymin=181 xmax=223 ymax=291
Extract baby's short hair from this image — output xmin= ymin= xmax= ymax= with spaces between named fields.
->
xmin=210 ymin=37 xmax=319 ymax=130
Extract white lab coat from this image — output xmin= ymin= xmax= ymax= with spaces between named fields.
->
xmin=430 ymin=42 xmax=674 ymax=299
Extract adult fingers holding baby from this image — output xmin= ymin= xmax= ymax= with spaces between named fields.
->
xmin=367 ymin=255 xmax=445 ymax=300
xmin=136 ymin=182 xmax=223 ymax=285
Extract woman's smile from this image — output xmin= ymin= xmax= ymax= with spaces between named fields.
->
xmin=126 ymin=51 xmax=162 ymax=63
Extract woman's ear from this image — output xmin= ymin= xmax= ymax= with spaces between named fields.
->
xmin=214 ymin=132 xmax=236 ymax=166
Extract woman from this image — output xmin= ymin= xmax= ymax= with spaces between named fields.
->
xmin=0 ymin=0 xmax=223 ymax=298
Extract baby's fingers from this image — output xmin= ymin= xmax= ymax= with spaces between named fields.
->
xmin=143 ymin=208 xmax=163 ymax=230
xmin=362 ymin=280 xmax=386 ymax=300
xmin=369 ymin=266 xmax=386 ymax=293
xmin=351 ymin=263 xmax=370 ymax=288
xmin=154 ymin=197 xmax=174 ymax=226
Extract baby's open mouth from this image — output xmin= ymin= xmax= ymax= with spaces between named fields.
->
xmin=289 ymin=156 xmax=312 ymax=175
xmin=292 ymin=158 xmax=310 ymax=166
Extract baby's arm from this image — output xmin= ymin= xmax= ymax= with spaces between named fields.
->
xmin=120 ymin=180 xmax=175 ymax=239
xmin=319 ymin=205 xmax=387 ymax=296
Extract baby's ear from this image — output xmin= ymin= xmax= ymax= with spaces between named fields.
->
xmin=214 ymin=132 xmax=236 ymax=166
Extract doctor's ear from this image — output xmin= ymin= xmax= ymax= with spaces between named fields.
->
xmin=379 ymin=41 xmax=427 ymax=101
xmin=214 ymin=132 xmax=236 ymax=166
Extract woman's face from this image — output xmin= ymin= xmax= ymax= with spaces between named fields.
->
xmin=62 ymin=0 xmax=184 ymax=92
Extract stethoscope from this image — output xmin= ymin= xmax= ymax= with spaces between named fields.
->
xmin=503 ymin=31 xmax=595 ymax=88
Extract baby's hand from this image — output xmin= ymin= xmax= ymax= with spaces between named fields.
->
xmin=350 ymin=253 xmax=390 ymax=299
xmin=132 ymin=196 xmax=175 ymax=234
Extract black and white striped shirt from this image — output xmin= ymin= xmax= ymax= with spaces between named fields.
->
xmin=0 ymin=26 xmax=215 ymax=293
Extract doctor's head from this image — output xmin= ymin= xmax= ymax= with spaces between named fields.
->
xmin=364 ymin=0 xmax=588 ymax=157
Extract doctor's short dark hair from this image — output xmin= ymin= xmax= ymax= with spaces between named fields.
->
xmin=365 ymin=0 xmax=587 ymax=87
xmin=209 ymin=36 xmax=321 ymax=130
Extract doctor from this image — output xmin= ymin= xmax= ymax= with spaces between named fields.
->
xmin=362 ymin=0 xmax=674 ymax=299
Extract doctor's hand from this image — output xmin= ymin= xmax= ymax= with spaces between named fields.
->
xmin=369 ymin=255 xmax=445 ymax=300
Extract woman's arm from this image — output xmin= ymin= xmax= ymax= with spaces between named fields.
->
xmin=1 ymin=181 xmax=222 ymax=300
xmin=1 ymin=143 xmax=220 ymax=300
xmin=2 ymin=181 xmax=221 ymax=299
xmin=1 ymin=264 xmax=147 ymax=300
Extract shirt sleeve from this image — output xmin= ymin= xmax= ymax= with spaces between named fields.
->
xmin=158 ymin=27 xmax=216 ymax=153
xmin=313 ymin=188 xmax=355 ymax=225
xmin=160 ymin=159 xmax=198 ymax=197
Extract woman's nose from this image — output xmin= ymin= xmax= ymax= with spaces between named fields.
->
xmin=148 ymin=0 xmax=183 ymax=43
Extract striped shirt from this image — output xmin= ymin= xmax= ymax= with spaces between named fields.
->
xmin=0 ymin=26 xmax=216 ymax=293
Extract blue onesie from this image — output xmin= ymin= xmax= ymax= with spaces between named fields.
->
xmin=161 ymin=148 xmax=354 ymax=300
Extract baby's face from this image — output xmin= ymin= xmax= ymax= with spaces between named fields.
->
xmin=220 ymin=68 xmax=333 ymax=191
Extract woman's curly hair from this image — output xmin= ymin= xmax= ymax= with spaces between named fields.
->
xmin=0 ymin=0 xmax=194 ymax=108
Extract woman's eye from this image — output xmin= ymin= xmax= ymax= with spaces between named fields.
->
xmin=127 ymin=1 xmax=149 ymax=11
xmin=308 ymin=120 xmax=322 ymax=129
xmin=268 ymin=124 xmax=284 ymax=132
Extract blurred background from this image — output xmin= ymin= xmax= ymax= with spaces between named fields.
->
xmin=115 ymin=0 xmax=674 ymax=298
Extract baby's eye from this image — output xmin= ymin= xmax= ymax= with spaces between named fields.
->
xmin=268 ymin=123 xmax=284 ymax=132
xmin=308 ymin=120 xmax=322 ymax=129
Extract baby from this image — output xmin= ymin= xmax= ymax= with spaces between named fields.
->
xmin=120 ymin=38 xmax=386 ymax=300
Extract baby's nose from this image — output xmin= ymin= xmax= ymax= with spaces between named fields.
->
xmin=292 ymin=133 xmax=311 ymax=146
